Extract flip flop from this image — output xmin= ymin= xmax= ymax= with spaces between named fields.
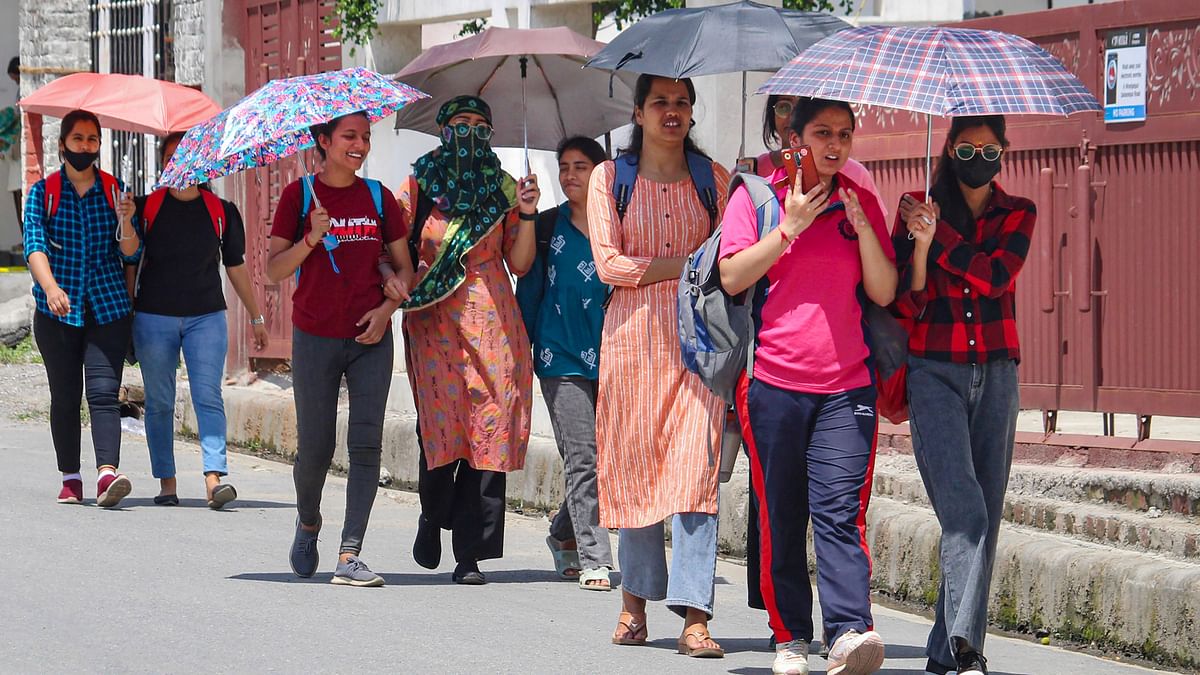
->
xmin=578 ymin=566 xmax=612 ymax=591
xmin=677 ymin=628 xmax=724 ymax=658
xmin=611 ymin=611 xmax=647 ymax=646
xmin=546 ymin=535 xmax=581 ymax=580
xmin=207 ymin=484 xmax=237 ymax=510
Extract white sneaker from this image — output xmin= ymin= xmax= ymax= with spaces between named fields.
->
xmin=826 ymin=629 xmax=885 ymax=675
xmin=773 ymin=639 xmax=810 ymax=675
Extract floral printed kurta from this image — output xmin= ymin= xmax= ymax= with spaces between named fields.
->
xmin=398 ymin=175 xmax=533 ymax=472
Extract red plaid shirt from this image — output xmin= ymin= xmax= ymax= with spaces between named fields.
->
xmin=892 ymin=183 xmax=1036 ymax=364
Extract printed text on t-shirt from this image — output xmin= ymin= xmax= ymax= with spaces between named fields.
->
xmin=328 ymin=216 xmax=381 ymax=242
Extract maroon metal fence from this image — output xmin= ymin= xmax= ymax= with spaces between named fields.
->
xmin=852 ymin=1 xmax=1200 ymax=437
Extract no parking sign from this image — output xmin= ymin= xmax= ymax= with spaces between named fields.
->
xmin=1104 ymin=28 xmax=1147 ymax=123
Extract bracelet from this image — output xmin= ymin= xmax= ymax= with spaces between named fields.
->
xmin=778 ymin=227 xmax=794 ymax=246
xmin=518 ymin=211 xmax=538 ymax=222
xmin=249 ymin=315 xmax=265 ymax=326
xmin=303 ymin=234 xmax=318 ymax=248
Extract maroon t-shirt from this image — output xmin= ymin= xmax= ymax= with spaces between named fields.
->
xmin=270 ymin=177 xmax=407 ymax=338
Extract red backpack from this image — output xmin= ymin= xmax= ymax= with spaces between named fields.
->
xmin=43 ymin=169 xmax=121 ymax=219
xmin=142 ymin=186 xmax=226 ymax=241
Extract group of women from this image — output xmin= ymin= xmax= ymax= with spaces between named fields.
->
xmin=24 ymin=70 xmax=1035 ymax=675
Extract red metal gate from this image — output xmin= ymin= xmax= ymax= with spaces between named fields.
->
xmin=853 ymin=1 xmax=1200 ymax=434
xmin=228 ymin=0 xmax=341 ymax=368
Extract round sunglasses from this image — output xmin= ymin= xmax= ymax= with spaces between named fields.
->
xmin=772 ymin=100 xmax=795 ymax=119
xmin=442 ymin=123 xmax=494 ymax=142
xmin=953 ymin=142 xmax=1004 ymax=162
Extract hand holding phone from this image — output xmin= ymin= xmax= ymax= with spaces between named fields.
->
xmin=781 ymin=146 xmax=819 ymax=194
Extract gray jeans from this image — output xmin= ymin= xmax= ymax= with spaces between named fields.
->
xmin=542 ymin=377 xmax=613 ymax=570
xmin=292 ymin=326 xmax=394 ymax=555
xmin=907 ymin=356 xmax=1018 ymax=667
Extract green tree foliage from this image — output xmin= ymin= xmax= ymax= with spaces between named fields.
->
xmin=331 ymin=0 xmax=382 ymax=56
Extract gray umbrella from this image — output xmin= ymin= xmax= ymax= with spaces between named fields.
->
xmin=585 ymin=0 xmax=850 ymax=156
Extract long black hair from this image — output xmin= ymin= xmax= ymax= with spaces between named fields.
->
xmin=762 ymin=94 xmax=788 ymax=150
xmin=929 ymin=115 xmax=1009 ymax=231
xmin=618 ymin=74 xmax=708 ymax=159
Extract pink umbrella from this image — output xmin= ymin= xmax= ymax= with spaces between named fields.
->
xmin=19 ymin=72 xmax=221 ymax=135
xmin=392 ymin=26 xmax=638 ymax=168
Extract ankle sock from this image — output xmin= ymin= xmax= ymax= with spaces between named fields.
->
xmin=98 ymin=467 xmax=116 ymax=479
xmin=62 ymin=473 xmax=82 ymax=483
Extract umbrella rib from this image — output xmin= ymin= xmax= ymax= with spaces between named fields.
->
xmin=477 ymin=56 xmax=509 ymax=100
xmin=531 ymin=54 xmax=569 ymax=145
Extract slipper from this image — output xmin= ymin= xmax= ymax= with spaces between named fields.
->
xmin=677 ymin=627 xmax=724 ymax=658
xmin=207 ymin=484 xmax=237 ymax=510
xmin=611 ymin=611 xmax=647 ymax=646
xmin=578 ymin=566 xmax=612 ymax=591
xmin=153 ymin=494 xmax=179 ymax=506
xmin=546 ymin=535 xmax=581 ymax=580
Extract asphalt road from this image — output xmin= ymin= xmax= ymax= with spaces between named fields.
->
xmin=0 ymin=421 xmax=1168 ymax=674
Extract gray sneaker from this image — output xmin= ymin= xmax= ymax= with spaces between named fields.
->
xmin=289 ymin=517 xmax=320 ymax=578
xmin=332 ymin=555 xmax=384 ymax=587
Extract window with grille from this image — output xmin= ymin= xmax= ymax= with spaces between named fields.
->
xmin=89 ymin=0 xmax=174 ymax=194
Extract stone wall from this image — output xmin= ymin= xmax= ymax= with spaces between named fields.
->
xmin=172 ymin=0 xmax=206 ymax=86
xmin=18 ymin=0 xmax=91 ymax=175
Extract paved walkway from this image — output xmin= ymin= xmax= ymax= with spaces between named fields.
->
xmin=0 ymin=421 xmax=1169 ymax=673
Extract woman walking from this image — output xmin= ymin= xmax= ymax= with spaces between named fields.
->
xmin=267 ymin=111 xmax=413 ymax=587
xmin=116 ymin=132 xmax=268 ymax=509
xmin=515 ymin=135 xmax=614 ymax=590
xmin=894 ymin=116 xmax=1035 ymax=675
xmin=24 ymin=109 xmax=138 ymax=507
xmin=719 ymin=98 xmax=897 ymax=675
xmin=400 ymin=96 xmax=540 ymax=585
xmin=588 ymin=74 xmax=730 ymax=658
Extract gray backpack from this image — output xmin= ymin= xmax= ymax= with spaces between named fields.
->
xmin=677 ymin=173 xmax=781 ymax=404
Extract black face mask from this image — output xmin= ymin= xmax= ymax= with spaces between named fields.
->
xmin=952 ymin=156 xmax=1001 ymax=189
xmin=63 ymin=149 xmax=99 ymax=172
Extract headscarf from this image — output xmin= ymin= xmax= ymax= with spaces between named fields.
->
xmin=402 ymin=96 xmax=517 ymax=310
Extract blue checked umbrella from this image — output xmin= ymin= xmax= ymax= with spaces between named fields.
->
xmin=760 ymin=26 xmax=1101 ymax=196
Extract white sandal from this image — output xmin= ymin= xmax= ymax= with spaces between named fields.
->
xmin=578 ymin=566 xmax=612 ymax=591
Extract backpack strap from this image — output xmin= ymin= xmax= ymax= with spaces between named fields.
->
xmin=611 ymin=153 xmax=638 ymax=223
xmin=364 ymin=178 xmax=384 ymax=222
xmin=199 ymin=189 xmax=226 ymax=241
xmin=297 ymin=176 xmax=314 ymax=243
xmin=98 ymin=170 xmax=120 ymax=213
xmin=725 ymin=172 xmax=782 ymax=379
xmin=685 ymin=150 xmax=720 ymax=228
xmin=142 ymin=188 xmax=170 ymax=235
xmin=44 ymin=171 xmax=62 ymax=221
xmin=534 ymin=206 xmax=558 ymax=260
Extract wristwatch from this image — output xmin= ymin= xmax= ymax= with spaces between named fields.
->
xmin=518 ymin=211 xmax=538 ymax=221
xmin=249 ymin=315 xmax=265 ymax=326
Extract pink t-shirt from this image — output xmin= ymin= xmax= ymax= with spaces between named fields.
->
xmin=756 ymin=152 xmax=888 ymax=224
xmin=719 ymin=167 xmax=896 ymax=394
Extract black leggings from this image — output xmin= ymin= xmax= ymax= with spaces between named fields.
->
xmin=33 ymin=311 xmax=131 ymax=473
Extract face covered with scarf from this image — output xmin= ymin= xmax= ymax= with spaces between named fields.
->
xmin=413 ymin=96 xmax=510 ymax=217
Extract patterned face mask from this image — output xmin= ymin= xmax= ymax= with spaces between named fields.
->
xmin=439 ymin=125 xmax=495 ymax=198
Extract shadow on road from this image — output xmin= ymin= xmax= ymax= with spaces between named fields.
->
xmin=116 ymin=497 xmax=294 ymax=509
xmin=229 ymin=568 xmax=586 ymax=585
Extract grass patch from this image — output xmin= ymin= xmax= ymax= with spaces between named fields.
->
xmin=0 ymin=335 xmax=41 ymax=365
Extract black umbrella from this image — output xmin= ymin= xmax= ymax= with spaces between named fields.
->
xmin=585 ymin=0 xmax=850 ymax=157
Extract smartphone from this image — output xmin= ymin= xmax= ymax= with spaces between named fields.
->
xmin=781 ymin=146 xmax=819 ymax=193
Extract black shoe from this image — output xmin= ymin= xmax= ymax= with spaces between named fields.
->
xmin=153 ymin=494 xmax=180 ymax=506
xmin=412 ymin=515 xmax=441 ymax=570
xmin=956 ymin=651 xmax=988 ymax=675
xmin=767 ymin=634 xmax=776 ymax=650
xmin=925 ymin=658 xmax=955 ymax=675
xmin=289 ymin=516 xmax=320 ymax=578
xmin=452 ymin=561 xmax=486 ymax=585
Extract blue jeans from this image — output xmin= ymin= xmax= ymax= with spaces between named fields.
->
xmin=907 ymin=356 xmax=1018 ymax=668
xmin=618 ymin=512 xmax=719 ymax=618
xmin=133 ymin=310 xmax=228 ymax=479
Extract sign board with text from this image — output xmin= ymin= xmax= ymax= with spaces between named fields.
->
xmin=1104 ymin=28 xmax=1147 ymax=123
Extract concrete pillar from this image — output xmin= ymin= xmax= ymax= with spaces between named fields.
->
xmin=371 ymin=24 xmax=423 ymax=75
xmin=530 ymin=3 xmax=593 ymax=37
xmin=685 ymin=0 xmax=781 ymax=170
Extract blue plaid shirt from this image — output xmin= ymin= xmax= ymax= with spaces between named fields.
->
xmin=23 ymin=167 xmax=137 ymax=327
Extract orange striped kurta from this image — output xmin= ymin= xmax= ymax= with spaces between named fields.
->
xmin=586 ymin=159 xmax=731 ymax=529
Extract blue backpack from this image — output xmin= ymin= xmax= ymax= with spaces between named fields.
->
xmin=677 ymin=173 xmax=780 ymax=404
xmin=612 ymin=150 xmax=720 ymax=226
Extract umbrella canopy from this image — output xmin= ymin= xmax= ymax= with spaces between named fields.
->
xmin=584 ymin=0 xmax=850 ymax=78
xmin=159 ymin=67 xmax=427 ymax=189
xmin=392 ymin=26 xmax=638 ymax=151
xmin=19 ymin=72 xmax=221 ymax=135
xmin=759 ymin=25 xmax=1101 ymax=117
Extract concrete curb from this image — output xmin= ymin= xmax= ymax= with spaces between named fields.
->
xmin=179 ymin=382 xmax=1199 ymax=669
